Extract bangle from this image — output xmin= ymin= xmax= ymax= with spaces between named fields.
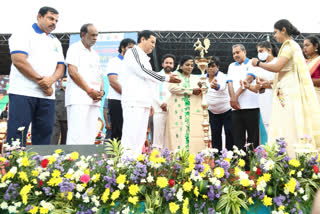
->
xmin=256 ymin=60 xmax=261 ymax=67
xmin=87 ymin=88 xmax=94 ymax=94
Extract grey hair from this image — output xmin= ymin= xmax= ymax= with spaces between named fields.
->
xmin=232 ymin=44 xmax=246 ymax=51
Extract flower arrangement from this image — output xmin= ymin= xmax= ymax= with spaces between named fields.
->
xmin=0 ymin=138 xmax=319 ymax=214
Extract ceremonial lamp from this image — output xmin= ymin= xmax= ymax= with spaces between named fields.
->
xmin=193 ymin=38 xmax=211 ymax=147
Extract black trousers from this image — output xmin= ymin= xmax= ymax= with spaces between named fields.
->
xmin=108 ymin=99 xmax=123 ymax=141
xmin=51 ymin=120 xmax=67 ymax=145
xmin=209 ymin=109 xmax=233 ymax=151
xmin=232 ymin=108 xmax=260 ymax=151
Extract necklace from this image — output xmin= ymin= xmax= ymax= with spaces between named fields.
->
xmin=308 ymin=54 xmax=319 ymax=63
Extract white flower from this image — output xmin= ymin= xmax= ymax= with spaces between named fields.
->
xmin=176 ymin=188 xmax=184 ymax=202
xmin=299 ymin=188 xmax=304 ymax=194
xmin=147 ymin=173 xmax=154 ymax=183
xmin=118 ymin=183 xmax=125 ymax=190
xmin=122 ymin=206 xmax=130 ymax=214
xmin=67 ymin=168 xmax=75 ymax=175
xmin=312 ymin=174 xmax=318 ymax=179
xmin=223 ymin=187 xmax=228 ymax=193
xmin=264 ymin=160 xmax=275 ymax=171
xmin=140 ymin=179 xmax=146 ymax=183
xmin=107 ymin=159 xmax=114 ymax=165
xmin=190 ymin=170 xmax=202 ymax=182
xmin=117 ymin=163 xmax=124 ymax=168
xmin=239 ymin=150 xmax=246 ymax=157
xmin=5 ymin=180 xmax=11 ymax=185
xmin=14 ymin=202 xmax=21 ymax=208
xmin=75 ymin=192 xmax=81 ymax=199
xmin=297 ymin=171 xmax=302 ymax=178
xmin=17 ymin=126 xmax=25 ymax=131
xmin=94 ymin=200 xmax=100 ymax=207
xmin=12 ymin=140 xmax=21 ymax=148
xmin=253 ymin=167 xmax=257 ymax=172
xmin=257 ymin=181 xmax=267 ymax=192
xmin=0 ymin=201 xmax=8 ymax=209
xmin=8 ymin=206 xmax=17 ymax=213
xmin=226 ymin=151 xmax=233 ymax=159
xmin=0 ymin=182 xmax=7 ymax=188
xmin=92 ymin=207 xmax=98 ymax=212
xmin=83 ymin=196 xmax=90 ymax=203
xmin=35 ymin=191 xmax=42 ymax=196
xmin=10 ymin=166 xmax=17 ymax=174
xmin=76 ymin=184 xmax=85 ymax=192
xmin=260 ymin=158 xmax=266 ymax=165
xmin=40 ymin=201 xmax=54 ymax=211
xmin=39 ymin=171 xmax=50 ymax=180
xmin=302 ymin=195 xmax=309 ymax=201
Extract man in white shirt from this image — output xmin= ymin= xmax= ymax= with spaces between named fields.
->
xmin=206 ymin=57 xmax=233 ymax=151
xmin=227 ymin=44 xmax=260 ymax=153
xmin=7 ymin=7 xmax=65 ymax=145
xmin=65 ymin=23 xmax=104 ymax=145
xmin=152 ymin=54 xmax=175 ymax=149
xmin=107 ymin=38 xmax=136 ymax=141
xmin=121 ymin=30 xmax=180 ymax=158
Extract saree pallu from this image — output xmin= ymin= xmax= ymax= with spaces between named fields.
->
xmin=166 ymin=71 xmax=207 ymax=154
xmin=268 ymin=40 xmax=320 ymax=157
xmin=307 ymin=56 xmax=320 ymax=102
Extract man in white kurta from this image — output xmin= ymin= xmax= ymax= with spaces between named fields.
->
xmin=121 ymin=30 xmax=180 ymax=158
xmin=152 ymin=54 xmax=175 ymax=149
xmin=65 ymin=24 xmax=104 ymax=145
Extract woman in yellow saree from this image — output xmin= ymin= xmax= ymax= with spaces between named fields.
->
xmin=303 ymin=35 xmax=320 ymax=102
xmin=166 ymin=55 xmax=207 ymax=154
xmin=251 ymin=19 xmax=320 ymax=157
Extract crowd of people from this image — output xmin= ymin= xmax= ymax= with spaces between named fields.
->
xmin=5 ymin=6 xmax=320 ymax=161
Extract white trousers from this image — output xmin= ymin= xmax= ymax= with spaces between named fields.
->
xmin=152 ymin=112 xmax=167 ymax=150
xmin=66 ymin=105 xmax=99 ymax=145
xmin=122 ymin=106 xmax=150 ymax=159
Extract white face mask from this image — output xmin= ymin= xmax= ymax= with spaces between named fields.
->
xmin=258 ymin=51 xmax=269 ymax=61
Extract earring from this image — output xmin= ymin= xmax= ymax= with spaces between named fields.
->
xmin=316 ymin=49 xmax=318 ymax=52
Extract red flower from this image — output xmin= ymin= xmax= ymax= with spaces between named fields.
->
xmin=313 ymin=165 xmax=319 ymax=174
xmin=41 ymin=159 xmax=49 ymax=168
xmin=256 ymin=168 xmax=262 ymax=175
xmin=38 ymin=180 xmax=43 ymax=187
xmin=80 ymin=174 xmax=90 ymax=184
xmin=169 ymin=179 xmax=175 ymax=187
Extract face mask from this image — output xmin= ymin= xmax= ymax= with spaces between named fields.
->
xmin=61 ymin=81 xmax=67 ymax=87
xmin=258 ymin=51 xmax=269 ymax=61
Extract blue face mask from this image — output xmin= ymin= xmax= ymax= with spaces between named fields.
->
xmin=61 ymin=81 xmax=67 ymax=87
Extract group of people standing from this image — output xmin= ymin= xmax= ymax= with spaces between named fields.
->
xmin=5 ymin=6 xmax=320 ymax=159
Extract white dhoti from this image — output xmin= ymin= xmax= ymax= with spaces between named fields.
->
xmin=66 ymin=105 xmax=100 ymax=145
xmin=152 ymin=112 xmax=167 ymax=150
xmin=121 ymin=106 xmax=150 ymax=159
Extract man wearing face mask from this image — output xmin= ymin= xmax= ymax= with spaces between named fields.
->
xmin=51 ymin=76 xmax=68 ymax=145
xmin=151 ymin=54 xmax=176 ymax=150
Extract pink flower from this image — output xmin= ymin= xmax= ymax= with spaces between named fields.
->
xmin=80 ymin=174 xmax=90 ymax=183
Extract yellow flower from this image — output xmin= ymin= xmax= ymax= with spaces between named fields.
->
xmin=1 ymin=171 xmax=14 ymax=182
xmin=39 ymin=207 xmax=49 ymax=214
xmin=116 ymin=174 xmax=127 ymax=184
xmin=156 ymin=177 xmax=168 ymax=188
xmin=238 ymin=159 xmax=245 ymax=167
xmin=193 ymin=186 xmax=199 ymax=197
xmin=55 ymin=149 xmax=63 ymax=154
xmin=111 ymin=190 xmax=120 ymax=201
xmin=20 ymin=184 xmax=33 ymax=205
xmin=67 ymin=192 xmax=73 ymax=200
xmin=129 ymin=184 xmax=140 ymax=196
xmin=70 ymin=152 xmax=79 ymax=160
xmin=185 ymin=154 xmax=196 ymax=173
xmin=64 ymin=173 xmax=72 ymax=179
xmin=284 ymin=178 xmax=297 ymax=194
xmin=263 ymin=173 xmax=271 ymax=182
xmin=248 ymin=197 xmax=254 ymax=205
xmin=21 ymin=157 xmax=30 ymax=167
xmin=262 ymin=195 xmax=272 ymax=206
xmin=279 ymin=205 xmax=285 ymax=211
xmin=234 ymin=167 xmax=241 ymax=176
xmin=169 ymin=202 xmax=180 ymax=214
xmin=137 ymin=154 xmax=145 ymax=161
xmin=202 ymin=195 xmax=207 ymax=199
xmin=183 ymin=180 xmax=193 ymax=192
xmin=19 ymin=171 xmax=29 ymax=182
xmin=240 ymin=179 xmax=250 ymax=187
xmin=52 ymin=169 xmax=61 ymax=178
xmin=183 ymin=198 xmax=189 ymax=214
xmin=32 ymin=170 xmax=39 ymax=177
xmin=48 ymin=156 xmax=56 ymax=164
xmin=199 ymin=164 xmax=210 ymax=177
xmin=29 ymin=206 xmax=39 ymax=214
xmin=92 ymin=173 xmax=100 ymax=183
xmin=128 ymin=196 xmax=139 ymax=205
xmin=0 ymin=157 xmax=6 ymax=163
xmin=289 ymin=159 xmax=300 ymax=168
xmin=84 ymin=169 xmax=90 ymax=175
xmin=47 ymin=177 xmax=63 ymax=186
xmin=86 ymin=188 xmax=94 ymax=196
xmin=101 ymin=188 xmax=110 ymax=203
xmin=224 ymin=158 xmax=231 ymax=163
xmin=214 ymin=167 xmax=225 ymax=178
xmin=289 ymin=170 xmax=295 ymax=176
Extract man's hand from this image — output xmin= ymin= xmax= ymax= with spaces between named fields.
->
xmin=251 ymin=58 xmax=259 ymax=67
xmin=230 ymin=96 xmax=240 ymax=110
xmin=43 ymin=87 xmax=53 ymax=96
xmin=240 ymin=79 xmax=249 ymax=89
xmin=38 ymin=76 xmax=54 ymax=90
xmin=88 ymin=89 xmax=102 ymax=101
xmin=105 ymin=123 xmax=111 ymax=130
xmin=192 ymin=88 xmax=201 ymax=95
xmin=169 ymin=74 xmax=181 ymax=83
xmin=160 ymin=103 xmax=167 ymax=112
xmin=211 ymin=78 xmax=219 ymax=89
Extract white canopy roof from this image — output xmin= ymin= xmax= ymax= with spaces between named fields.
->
xmin=1 ymin=0 xmax=319 ymax=34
